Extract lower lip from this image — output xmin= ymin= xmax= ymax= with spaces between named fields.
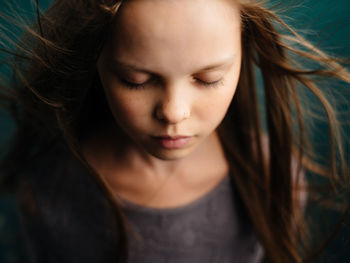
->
xmin=153 ymin=137 xmax=193 ymax=149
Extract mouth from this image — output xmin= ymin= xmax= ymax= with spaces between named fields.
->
xmin=151 ymin=135 xmax=193 ymax=149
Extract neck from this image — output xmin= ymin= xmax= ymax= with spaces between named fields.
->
xmin=81 ymin=123 xmax=230 ymax=207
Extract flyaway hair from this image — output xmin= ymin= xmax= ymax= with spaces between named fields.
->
xmin=0 ymin=1 xmax=349 ymax=262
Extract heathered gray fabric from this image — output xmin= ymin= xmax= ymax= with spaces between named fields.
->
xmin=119 ymin=175 xmax=264 ymax=263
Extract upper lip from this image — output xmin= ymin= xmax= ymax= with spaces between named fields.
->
xmin=152 ymin=135 xmax=192 ymax=140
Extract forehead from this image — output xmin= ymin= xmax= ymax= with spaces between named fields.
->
xmin=106 ymin=0 xmax=242 ymax=75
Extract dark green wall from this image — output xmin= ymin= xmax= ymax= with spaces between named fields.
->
xmin=0 ymin=1 xmax=349 ymax=262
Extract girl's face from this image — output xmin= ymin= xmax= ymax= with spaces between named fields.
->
xmin=97 ymin=0 xmax=242 ymax=160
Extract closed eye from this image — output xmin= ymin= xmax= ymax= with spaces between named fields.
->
xmin=119 ymin=76 xmax=223 ymax=89
xmin=119 ymin=78 xmax=148 ymax=89
xmin=118 ymin=77 xmax=158 ymax=90
xmin=195 ymin=78 xmax=223 ymax=88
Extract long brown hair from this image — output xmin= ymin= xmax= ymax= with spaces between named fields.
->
xmin=1 ymin=0 xmax=349 ymax=262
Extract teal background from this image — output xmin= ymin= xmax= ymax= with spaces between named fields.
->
xmin=0 ymin=0 xmax=349 ymax=262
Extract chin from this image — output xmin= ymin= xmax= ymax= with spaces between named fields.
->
xmin=148 ymin=148 xmax=194 ymax=161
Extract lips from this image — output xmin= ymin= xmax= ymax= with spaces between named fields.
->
xmin=151 ymin=135 xmax=193 ymax=149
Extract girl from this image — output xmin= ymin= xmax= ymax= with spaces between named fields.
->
xmin=0 ymin=0 xmax=349 ymax=262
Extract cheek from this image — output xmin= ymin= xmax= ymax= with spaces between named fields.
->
xmin=103 ymin=88 xmax=150 ymax=130
xmin=196 ymin=74 xmax=239 ymax=127
xmin=200 ymin=89 xmax=235 ymax=124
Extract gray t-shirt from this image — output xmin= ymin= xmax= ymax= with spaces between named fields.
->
xmin=119 ymin=175 xmax=264 ymax=263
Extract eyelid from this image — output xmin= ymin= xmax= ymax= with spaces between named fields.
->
xmin=118 ymin=71 xmax=151 ymax=84
xmin=119 ymin=78 xmax=149 ymax=89
xmin=193 ymin=69 xmax=224 ymax=80
xmin=195 ymin=78 xmax=224 ymax=88
xmin=118 ymin=75 xmax=158 ymax=90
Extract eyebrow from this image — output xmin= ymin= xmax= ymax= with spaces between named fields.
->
xmin=107 ymin=54 xmax=236 ymax=74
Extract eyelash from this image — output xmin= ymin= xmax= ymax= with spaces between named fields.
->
xmin=195 ymin=78 xmax=223 ymax=88
xmin=119 ymin=78 xmax=223 ymax=90
xmin=119 ymin=78 xmax=149 ymax=89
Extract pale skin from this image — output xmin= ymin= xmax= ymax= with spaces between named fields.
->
xmin=83 ymin=0 xmax=243 ymax=208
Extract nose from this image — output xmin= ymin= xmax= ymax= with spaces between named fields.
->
xmin=154 ymin=85 xmax=191 ymax=124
